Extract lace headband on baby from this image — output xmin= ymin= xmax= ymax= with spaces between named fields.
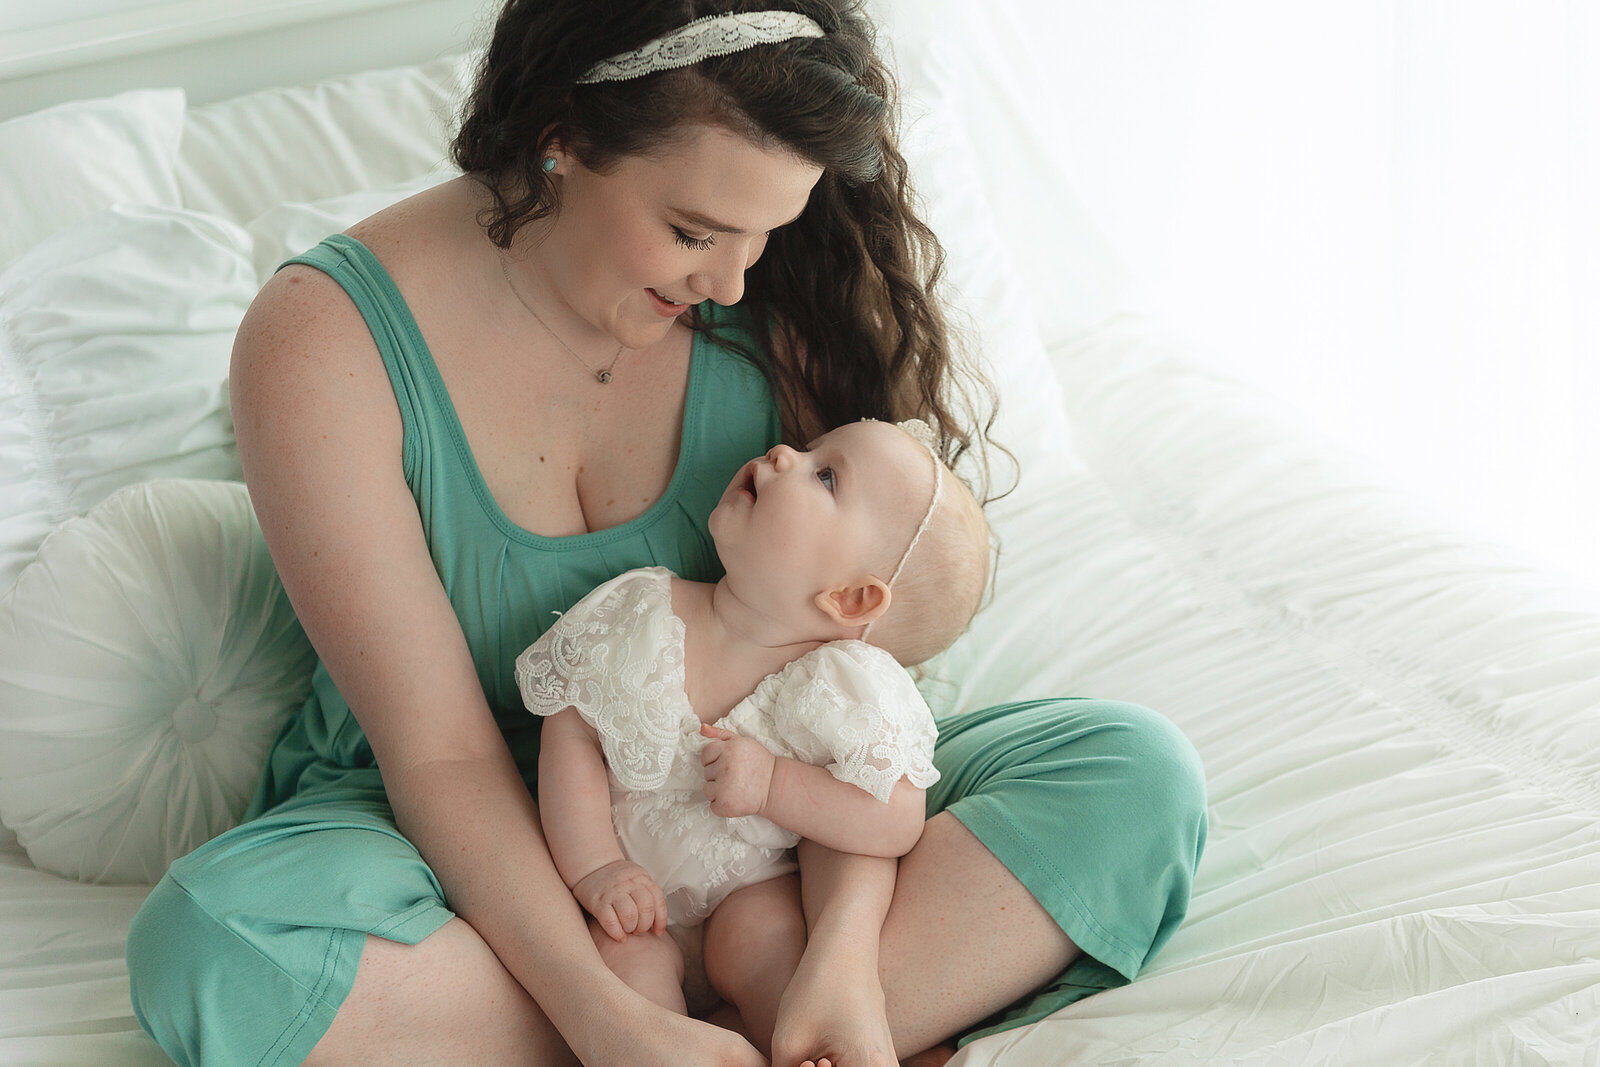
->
xmin=577 ymin=11 xmax=826 ymax=84
xmin=883 ymin=418 xmax=945 ymax=589
xmin=859 ymin=417 xmax=945 ymax=640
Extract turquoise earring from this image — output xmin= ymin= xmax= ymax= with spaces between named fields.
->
xmin=541 ymin=157 xmax=557 ymax=173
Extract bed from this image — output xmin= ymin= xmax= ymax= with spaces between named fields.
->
xmin=2 ymin=1 xmax=1597 ymax=1064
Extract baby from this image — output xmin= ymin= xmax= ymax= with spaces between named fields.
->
xmin=516 ymin=417 xmax=990 ymax=1059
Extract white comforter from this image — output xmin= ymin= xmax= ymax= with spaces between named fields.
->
xmin=947 ymin=319 xmax=1600 ymax=1064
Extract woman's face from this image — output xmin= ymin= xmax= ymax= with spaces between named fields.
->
xmin=540 ymin=124 xmax=824 ymax=349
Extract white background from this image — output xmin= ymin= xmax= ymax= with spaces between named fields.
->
xmin=3 ymin=0 xmax=1594 ymax=589
xmin=1009 ymin=1 xmax=1598 ymax=591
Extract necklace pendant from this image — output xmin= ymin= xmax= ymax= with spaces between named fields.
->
xmin=596 ymin=369 xmax=612 ymax=384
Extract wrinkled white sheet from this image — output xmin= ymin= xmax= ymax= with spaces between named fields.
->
xmin=0 ymin=824 xmax=164 ymax=1064
xmin=938 ymin=318 xmax=1600 ymax=1065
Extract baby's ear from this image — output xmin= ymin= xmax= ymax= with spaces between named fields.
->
xmin=815 ymin=577 xmax=892 ymax=628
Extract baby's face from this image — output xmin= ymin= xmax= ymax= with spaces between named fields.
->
xmin=709 ymin=420 xmax=932 ymax=618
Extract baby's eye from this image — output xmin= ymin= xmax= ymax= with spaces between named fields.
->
xmin=816 ymin=466 xmax=836 ymax=492
xmin=672 ymin=227 xmax=716 ymax=251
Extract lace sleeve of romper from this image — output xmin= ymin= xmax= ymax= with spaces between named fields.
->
xmin=514 ymin=566 xmax=692 ymax=792
xmin=760 ymin=640 xmax=941 ymax=804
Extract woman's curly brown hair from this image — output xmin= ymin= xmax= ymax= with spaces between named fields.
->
xmin=453 ymin=0 xmax=1002 ymax=490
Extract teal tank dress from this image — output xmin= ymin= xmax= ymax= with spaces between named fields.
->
xmin=127 ymin=235 xmax=1207 ymax=1066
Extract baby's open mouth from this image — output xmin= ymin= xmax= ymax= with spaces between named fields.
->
xmin=741 ymin=464 xmax=758 ymax=501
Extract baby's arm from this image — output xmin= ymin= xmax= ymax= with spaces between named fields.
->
xmin=539 ymin=708 xmax=668 ymax=940
xmin=699 ymin=724 xmax=926 ymax=857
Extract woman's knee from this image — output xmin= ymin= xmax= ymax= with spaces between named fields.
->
xmin=1090 ymin=701 xmax=1207 ymax=833
xmin=930 ymin=698 xmax=1207 ymax=979
xmin=307 ymin=921 xmax=578 ymax=1066
xmin=126 ymin=873 xmax=219 ymax=1067
xmin=938 ymin=698 xmax=1206 ymax=831
xmin=1057 ymin=699 xmax=1206 ymax=855
xmin=932 ymin=698 xmax=1209 ymax=929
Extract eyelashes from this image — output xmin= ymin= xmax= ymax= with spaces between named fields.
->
xmin=671 ymin=227 xmax=777 ymax=251
xmin=672 ymin=227 xmax=716 ymax=251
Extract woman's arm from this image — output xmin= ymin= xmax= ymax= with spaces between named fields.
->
xmin=230 ymin=266 xmax=628 ymax=1032
xmin=699 ymin=724 xmax=926 ymax=856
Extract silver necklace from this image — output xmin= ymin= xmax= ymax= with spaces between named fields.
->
xmin=497 ymin=252 xmax=625 ymax=384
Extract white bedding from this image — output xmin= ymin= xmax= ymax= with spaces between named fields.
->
xmin=947 ymin=319 xmax=1600 ymax=1064
xmin=2 ymin=2 xmax=1598 ymax=1064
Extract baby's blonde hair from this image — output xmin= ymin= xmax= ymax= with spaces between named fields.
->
xmin=868 ymin=461 xmax=992 ymax=668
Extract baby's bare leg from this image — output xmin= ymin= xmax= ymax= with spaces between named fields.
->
xmin=702 ymin=874 xmax=808 ymax=1056
xmin=589 ymin=919 xmax=688 ymax=1015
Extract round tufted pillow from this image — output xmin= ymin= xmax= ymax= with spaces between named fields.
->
xmin=0 ymin=479 xmax=315 ymax=884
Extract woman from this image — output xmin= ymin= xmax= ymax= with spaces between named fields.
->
xmin=125 ymin=3 xmax=1206 ymax=1065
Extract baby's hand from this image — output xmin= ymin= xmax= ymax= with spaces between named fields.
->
xmin=700 ymin=722 xmax=777 ymax=819
xmin=570 ymin=859 xmax=668 ymax=942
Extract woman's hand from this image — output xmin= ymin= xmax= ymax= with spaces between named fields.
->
xmin=701 ymin=723 xmax=777 ymax=817
xmin=571 ymin=859 xmax=669 ymax=941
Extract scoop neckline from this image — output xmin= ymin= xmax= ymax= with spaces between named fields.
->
xmin=324 ymin=233 xmax=707 ymax=551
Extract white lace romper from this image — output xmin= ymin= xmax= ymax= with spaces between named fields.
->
xmin=515 ymin=566 xmax=941 ymax=929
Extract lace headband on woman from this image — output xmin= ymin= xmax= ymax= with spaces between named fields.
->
xmin=577 ymin=11 xmax=826 ymax=84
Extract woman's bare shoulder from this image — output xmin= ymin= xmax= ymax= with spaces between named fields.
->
xmin=232 ymin=177 xmax=481 ymax=411
xmin=229 ymin=260 xmax=402 ymax=487
xmin=232 ymin=264 xmax=385 ymax=410
xmin=348 ymin=175 xmax=488 ymax=283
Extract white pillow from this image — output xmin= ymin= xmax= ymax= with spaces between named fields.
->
xmin=178 ymin=52 xmax=475 ymax=224
xmin=0 ymin=88 xmax=187 ymax=272
xmin=0 ymin=480 xmax=315 ymax=885
xmin=243 ymin=171 xmax=456 ymax=281
xmin=0 ymin=204 xmax=256 ymax=595
xmin=893 ymin=44 xmax=1076 ymax=496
